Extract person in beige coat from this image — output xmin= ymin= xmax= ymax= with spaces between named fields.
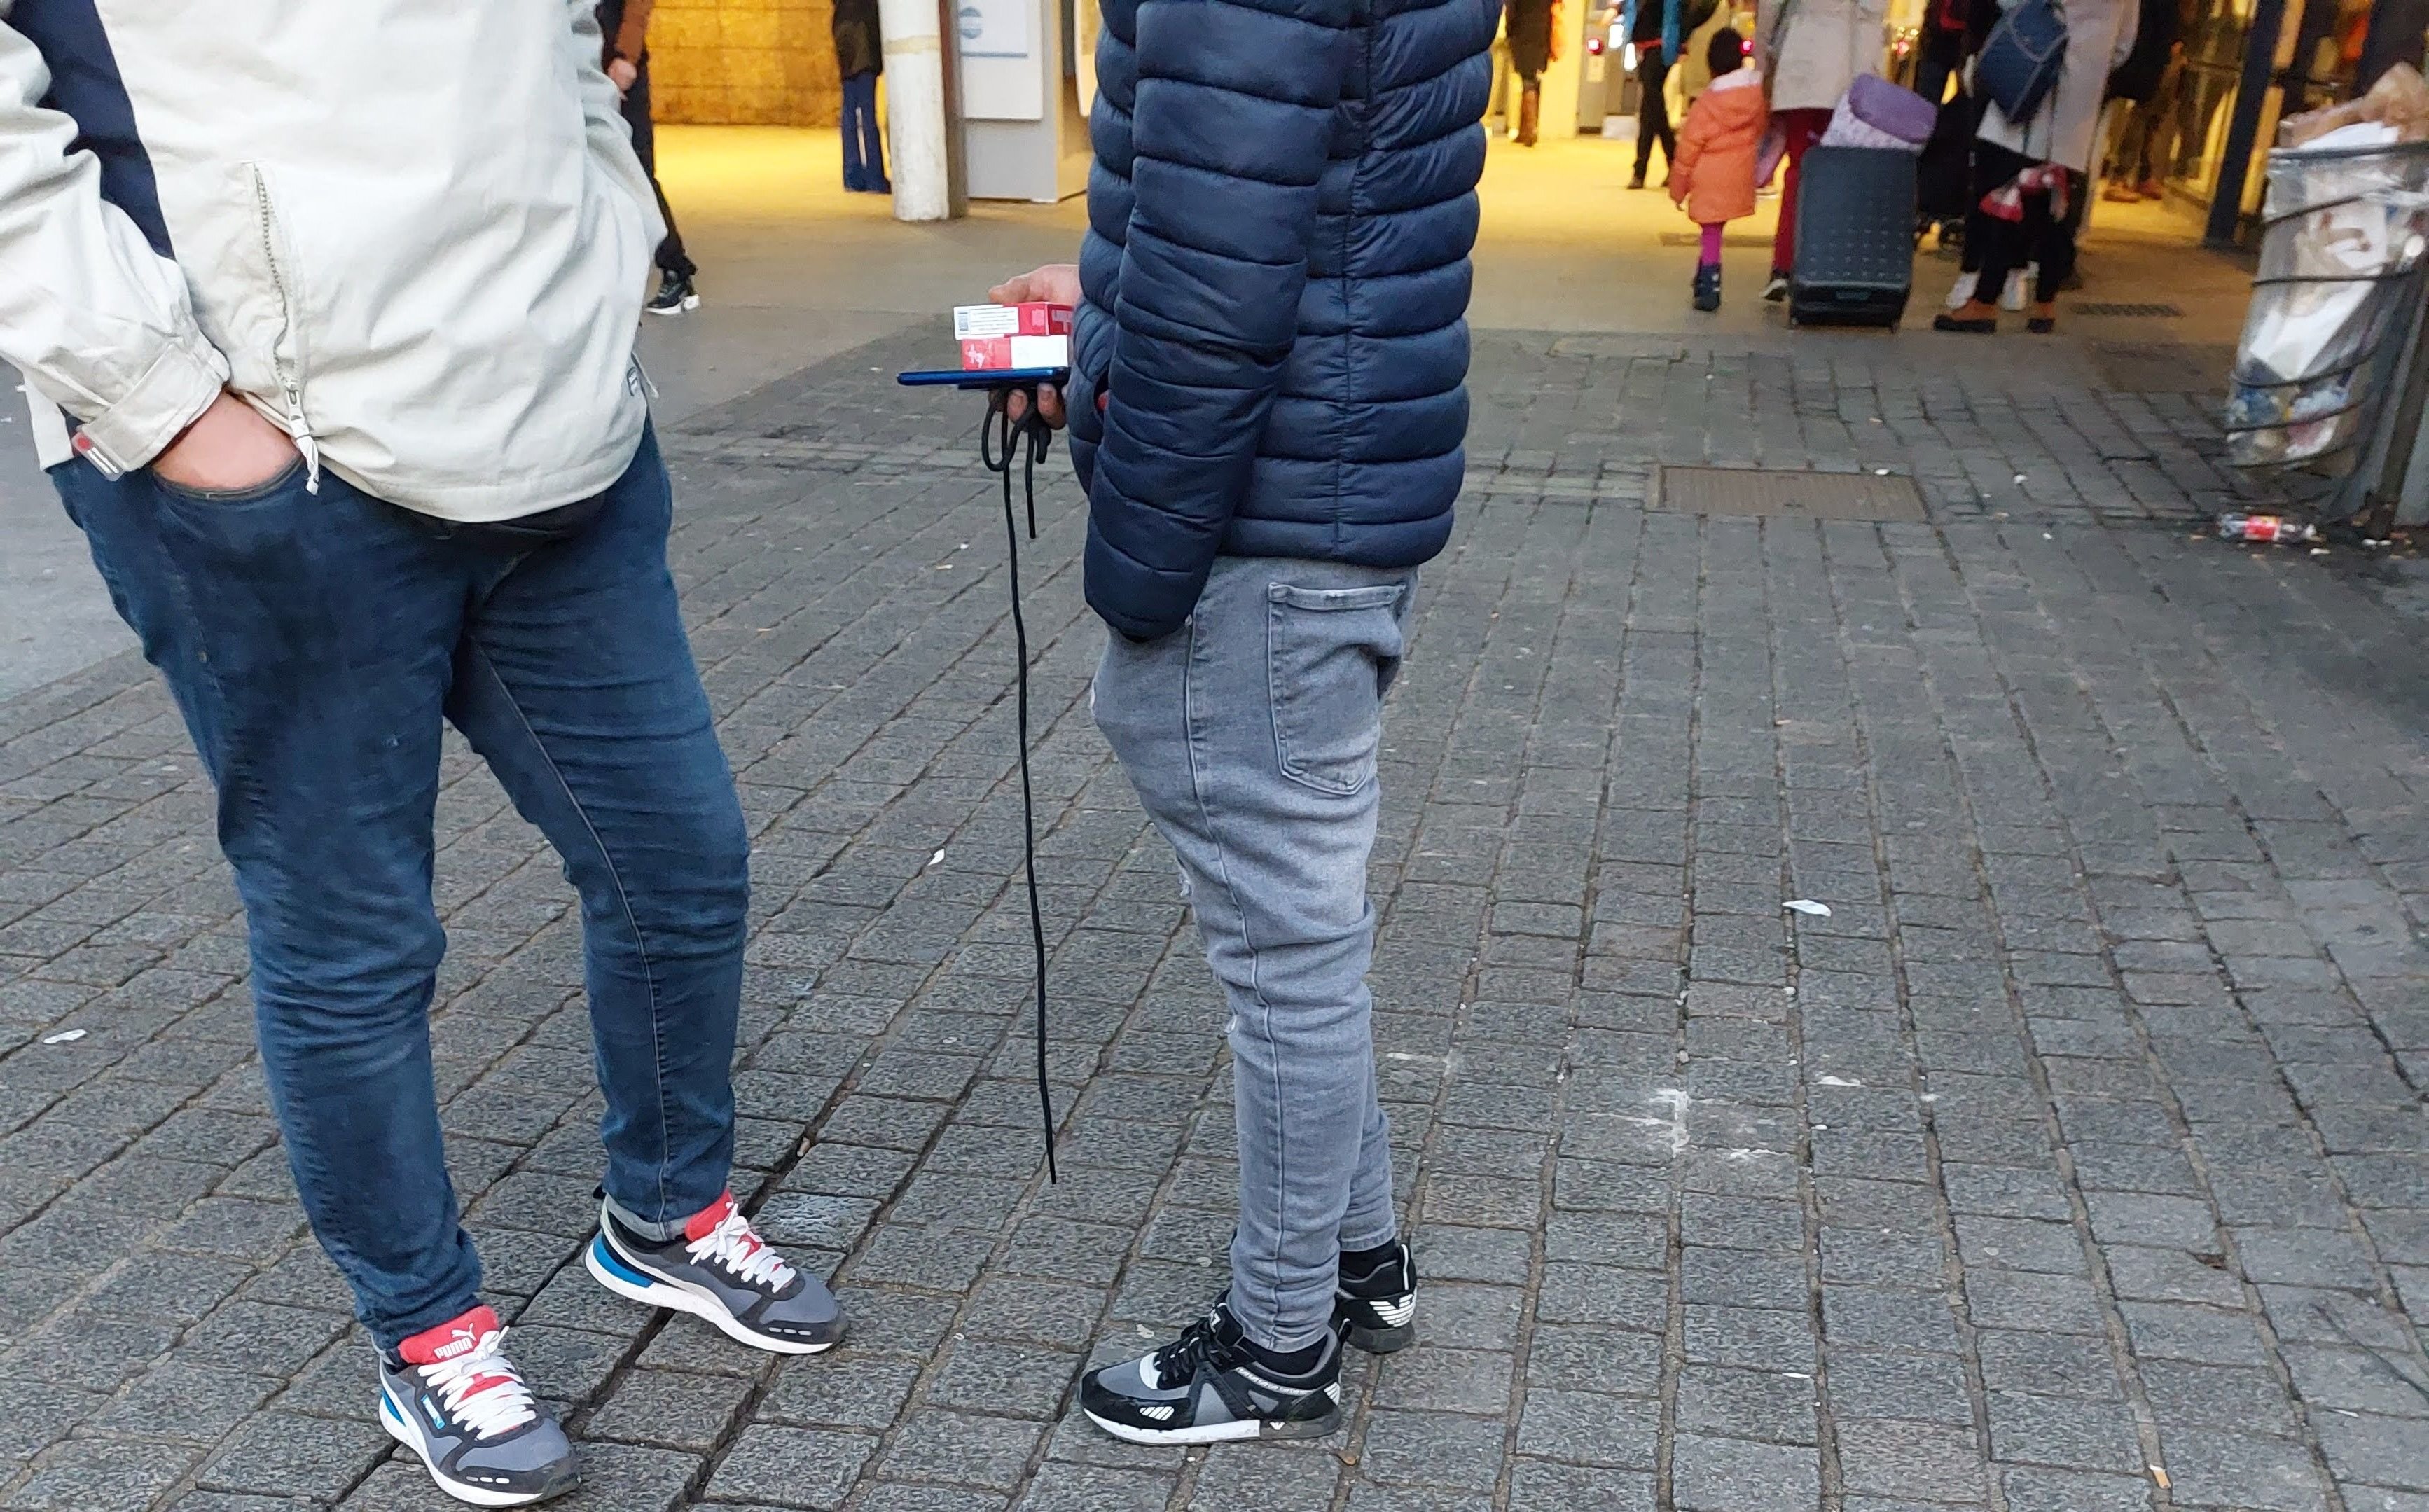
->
xmin=1939 ymin=0 xmax=2140 ymax=333
xmin=1757 ymin=0 xmax=1891 ymax=296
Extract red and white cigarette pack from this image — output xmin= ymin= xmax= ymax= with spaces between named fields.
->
xmin=954 ymin=302 xmax=1074 ymax=371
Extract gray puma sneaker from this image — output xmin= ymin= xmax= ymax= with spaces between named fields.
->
xmin=377 ymin=1305 xmax=577 ymax=1506
xmin=585 ymin=1191 xmax=843 ymax=1354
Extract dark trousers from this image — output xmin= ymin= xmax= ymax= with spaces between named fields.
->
xmin=620 ymin=56 xmax=696 ymax=279
xmin=53 ymin=430 xmax=749 ymax=1350
xmin=1913 ymin=26 xmax=1966 ymax=106
xmin=1635 ymin=53 xmax=1677 ymax=179
xmin=841 ymin=71 xmax=888 ymax=190
xmin=1968 ymin=140 xmax=2082 ymax=305
xmin=2113 ymin=81 xmax=2182 ymax=184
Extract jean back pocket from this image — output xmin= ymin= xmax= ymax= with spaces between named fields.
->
xmin=1266 ymin=581 xmax=1409 ymax=797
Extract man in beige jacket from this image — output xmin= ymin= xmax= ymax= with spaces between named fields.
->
xmin=0 ymin=3 xmax=834 ymax=1502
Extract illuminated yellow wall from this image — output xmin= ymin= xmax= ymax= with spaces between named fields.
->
xmin=648 ymin=0 xmax=844 ymax=125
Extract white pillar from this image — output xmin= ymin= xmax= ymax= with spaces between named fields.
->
xmin=879 ymin=0 xmax=956 ymax=221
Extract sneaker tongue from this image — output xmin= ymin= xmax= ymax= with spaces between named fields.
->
xmin=682 ymin=1191 xmax=739 ymax=1244
xmin=399 ymin=1305 xmax=502 ymax=1368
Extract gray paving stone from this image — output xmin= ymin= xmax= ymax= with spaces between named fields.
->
xmin=706 ymin=1425 xmax=878 ymax=1510
xmin=1370 ymin=1346 xmax=1516 ymax=1414
xmin=1679 ymin=1364 xmax=1822 ymax=1443
xmin=1986 ymin=1390 xmax=2145 ymax=1473
xmin=10 ymin=1436 xmax=204 ymax=1511
xmin=1839 ymin=1417 xmax=1992 ymax=1501
xmin=1998 ymin=1466 xmax=2161 ymax=1512
xmin=1504 ymin=1460 xmax=1657 ymax=1512
xmin=547 ymin=1442 xmax=703 ymax=1512
xmin=1012 ymin=1460 xmax=1171 ymax=1512
xmin=878 ymin=1411 xmax=1045 ymax=1493
xmin=2155 ymin=1425 xmax=2334 ymax=1511
xmin=585 ymin=1368 xmax=757 ymax=1451
xmin=195 ymin=1410 xmax=395 ymax=1500
xmin=1513 ymin=1387 xmax=1660 ymax=1468
xmin=1671 ymin=1433 xmax=1821 ymax=1512
xmin=1355 ymin=1410 xmax=1508 ymax=1490
xmin=927 ymin=1338 xmax=1082 ymax=1421
xmin=6 ymin=325 xmax=2425 ymax=1512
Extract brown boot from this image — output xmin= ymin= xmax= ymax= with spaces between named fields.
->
xmin=1518 ymin=83 xmax=1539 ymax=146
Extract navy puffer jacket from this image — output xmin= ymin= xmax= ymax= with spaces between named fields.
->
xmin=1065 ymin=0 xmax=1495 ymax=641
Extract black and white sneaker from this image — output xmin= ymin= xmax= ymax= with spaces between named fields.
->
xmin=1079 ymin=1298 xmax=1343 ymax=1445
xmin=645 ymin=272 xmax=700 ymax=315
xmin=586 ymin=1191 xmax=843 ymax=1354
xmin=1763 ymin=270 xmax=1791 ymax=303
xmin=1334 ymin=1239 xmax=1418 ymax=1354
xmin=378 ymin=1305 xmax=578 ymax=1507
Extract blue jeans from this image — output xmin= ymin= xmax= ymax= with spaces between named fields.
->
xmin=841 ymin=71 xmax=887 ymax=191
xmin=1090 ymin=556 xmax=1413 ymax=1353
xmin=53 ymin=429 xmax=749 ymax=1351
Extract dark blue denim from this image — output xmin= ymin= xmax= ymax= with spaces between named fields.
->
xmin=53 ymin=429 xmax=749 ymax=1351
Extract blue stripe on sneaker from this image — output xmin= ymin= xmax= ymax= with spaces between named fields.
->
xmin=591 ymin=1233 xmax=657 ymax=1287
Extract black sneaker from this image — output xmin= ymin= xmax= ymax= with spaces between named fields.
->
xmin=1763 ymin=270 xmax=1790 ymax=303
xmin=645 ymin=272 xmax=700 ymax=316
xmin=1334 ymin=1239 xmax=1417 ymax=1353
xmin=1079 ymin=1298 xmax=1342 ymax=1445
xmin=378 ymin=1305 xmax=579 ymax=1506
xmin=586 ymin=1192 xmax=843 ymax=1354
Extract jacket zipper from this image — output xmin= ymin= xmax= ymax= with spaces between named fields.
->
xmin=250 ymin=165 xmax=321 ymax=493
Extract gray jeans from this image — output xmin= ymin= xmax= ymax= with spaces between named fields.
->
xmin=1091 ymin=555 xmax=1416 ymax=1352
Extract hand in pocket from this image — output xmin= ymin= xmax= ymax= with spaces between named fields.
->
xmin=151 ymin=392 xmax=299 ymax=493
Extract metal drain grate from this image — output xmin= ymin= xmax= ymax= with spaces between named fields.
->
xmin=1654 ymin=466 xmax=1926 ymax=522
xmin=2071 ymin=301 xmax=2185 ymax=318
xmin=1658 ymin=232 xmax=1780 ymax=248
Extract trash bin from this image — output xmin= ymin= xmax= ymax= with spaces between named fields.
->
xmin=2223 ymin=136 xmax=2429 ymax=495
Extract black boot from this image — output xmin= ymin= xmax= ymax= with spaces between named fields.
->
xmin=1693 ymin=263 xmax=1722 ymax=312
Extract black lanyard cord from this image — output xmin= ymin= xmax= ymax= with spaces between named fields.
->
xmin=981 ymin=389 xmax=1058 ymax=1183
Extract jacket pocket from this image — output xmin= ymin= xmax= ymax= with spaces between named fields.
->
xmin=1267 ymin=581 xmax=1409 ymax=797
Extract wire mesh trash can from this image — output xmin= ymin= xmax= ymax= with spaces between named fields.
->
xmin=2224 ymin=137 xmax=2429 ymax=490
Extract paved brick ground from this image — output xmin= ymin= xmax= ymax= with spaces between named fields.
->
xmin=0 ymin=326 xmax=2423 ymax=1512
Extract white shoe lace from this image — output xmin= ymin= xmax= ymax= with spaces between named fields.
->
xmin=419 ymin=1329 xmax=538 ymax=1440
xmin=688 ymin=1208 xmax=796 ymax=1291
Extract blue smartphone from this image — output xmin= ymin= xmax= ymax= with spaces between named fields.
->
xmin=897 ymin=367 xmax=1070 ymax=390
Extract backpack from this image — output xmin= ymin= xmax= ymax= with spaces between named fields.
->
xmin=1976 ymin=0 xmax=2069 ymax=123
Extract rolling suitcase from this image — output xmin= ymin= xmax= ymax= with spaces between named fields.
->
xmin=1790 ymin=146 xmax=1917 ymax=328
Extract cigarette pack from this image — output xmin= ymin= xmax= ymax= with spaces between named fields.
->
xmin=958 ymin=333 xmax=1072 ymax=370
xmin=954 ymin=303 xmax=1074 ymax=339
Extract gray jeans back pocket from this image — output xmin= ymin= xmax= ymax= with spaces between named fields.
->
xmin=1266 ymin=581 xmax=1409 ymax=797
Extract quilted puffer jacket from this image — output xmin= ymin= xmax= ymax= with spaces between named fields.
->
xmin=1065 ymin=0 xmax=1495 ymax=641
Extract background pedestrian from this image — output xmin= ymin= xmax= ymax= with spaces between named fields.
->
xmin=1506 ymin=0 xmax=1559 ymax=145
xmin=833 ymin=0 xmax=891 ymax=193
xmin=1670 ymin=27 xmax=1767 ymax=310
xmin=1625 ymin=0 xmax=1684 ymax=186
xmin=599 ymin=0 xmax=703 ymax=314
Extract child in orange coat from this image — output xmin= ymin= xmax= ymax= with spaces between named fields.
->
xmin=1668 ymin=27 xmax=1767 ymax=311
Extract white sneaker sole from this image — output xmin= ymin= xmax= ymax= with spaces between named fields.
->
xmin=378 ymin=1394 xmax=575 ymax=1508
xmin=645 ymin=295 xmax=701 ymax=316
xmin=1081 ymin=1406 xmax=1340 ymax=1445
xmin=584 ymin=1233 xmax=838 ymax=1356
